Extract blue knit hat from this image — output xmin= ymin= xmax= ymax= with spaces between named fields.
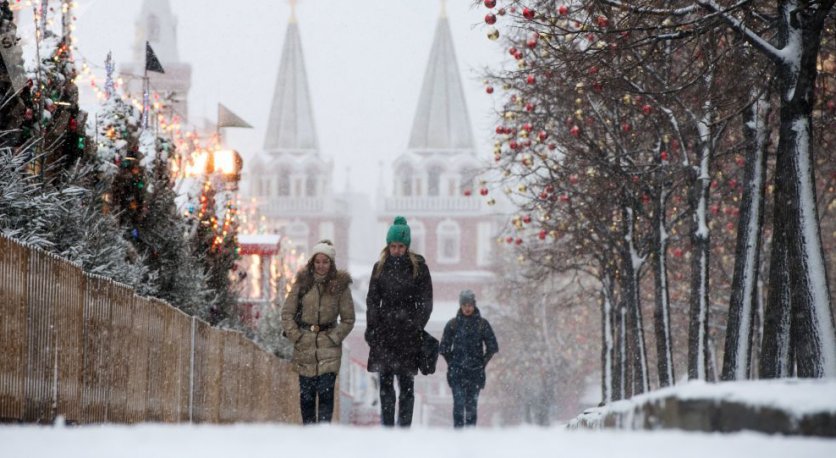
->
xmin=386 ymin=216 xmax=411 ymax=247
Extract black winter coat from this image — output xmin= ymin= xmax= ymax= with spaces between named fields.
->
xmin=439 ymin=307 xmax=498 ymax=389
xmin=365 ymin=253 xmax=433 ymax=374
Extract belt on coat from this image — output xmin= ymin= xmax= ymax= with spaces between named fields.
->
xmin=299 ymin=321 xmax=337 ymax=333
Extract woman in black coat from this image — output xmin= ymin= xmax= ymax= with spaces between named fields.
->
xmin=365 ymin=216 xmax=433 ymax=427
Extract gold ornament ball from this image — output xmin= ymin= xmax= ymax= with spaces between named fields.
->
xmin=487 ymin=28 xmax=500 ymax=40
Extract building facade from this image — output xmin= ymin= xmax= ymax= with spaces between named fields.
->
xmin=246 ymin=11 xmax=351 ymax=269
xmin=119 ymin=0 xmax=192 ymax=123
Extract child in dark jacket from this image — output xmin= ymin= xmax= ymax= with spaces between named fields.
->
xmin=439 ymin=289 xmax=498 ymax=428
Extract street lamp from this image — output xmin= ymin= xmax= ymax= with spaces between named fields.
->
xmin=213 ymin=149 xmax=244 ymax=191
xmin=183 ymin=148 xmax=243 ymax=191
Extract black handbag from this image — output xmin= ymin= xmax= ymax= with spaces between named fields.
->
xmin=419 ymin=330 xmax=440 ymax=375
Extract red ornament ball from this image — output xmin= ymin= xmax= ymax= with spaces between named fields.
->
xmin=538 ymin=230 xmax=547 ymax=240
xmin=485 ymin=86 xmax=494 ymax=94
xmin=464 ymin=188 xmax=473 ymax=196
xmin=522 ymin=7 xmax=535 ymax=20
xmin=480 ymin=187 xmax=489 ymax=196
xmin=484 ymin=0 xmax=496 ymax=8
xmin=660 ymin=150 xmax=669 ymax=161
xmin=485 ymin=13 xmax=497 ymax=25
xmin=642 ymin=104 xmax=652 ymax=115
xmin=558 ymin=5 xmax=569 ymax=16
xmin=523 ymin=214 xmax=532 ymax=224
xmin=526 ymin=74 xmax=536 ymax=85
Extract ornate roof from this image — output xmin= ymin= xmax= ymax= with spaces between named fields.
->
xmin=262 ymin=19 xmax=319 ymax=154
xmin=407 ymin=13 xmax=474 ymax=153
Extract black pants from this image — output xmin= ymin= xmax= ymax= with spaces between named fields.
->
xmin=299 ymin=372 xmax=336 ymax=425
xmin=379 ymin=371 xmax=414 ymax=427
xmin=451 ymin=383 xmax=480 ymax=427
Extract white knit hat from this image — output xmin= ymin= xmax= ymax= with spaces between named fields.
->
xmin=311 ymin=239 xmax=336 ymax=261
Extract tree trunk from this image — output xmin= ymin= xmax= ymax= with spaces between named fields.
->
xmin=688 ymin=125 xmax=712 ymax=380
xmin=773 ymin=8 xmax=836 ymax=378
xmin=722 ymin=91 xmax=770 ymax=381
xmin=652 ymin=181 xmax=675 ymax=387
xmin=600 ymin=269 xmax=615 ymax=404
xmin=761 ymin=207 xmax=794 ymax=377
xmin=613 ymin=299 xmax=626 ymax=401
xmin=621 ymin=205 xmax=649 ymax=395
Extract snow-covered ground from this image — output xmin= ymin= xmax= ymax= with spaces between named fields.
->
xmin=2 ymin=423 xmax=835 ymax=458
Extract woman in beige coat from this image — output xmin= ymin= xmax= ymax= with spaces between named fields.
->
xmin=281 ymin=240 xmax=355 ymax=424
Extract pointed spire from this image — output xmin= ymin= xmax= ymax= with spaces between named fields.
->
xmin=262 ymin=14 xmax=319 ymax=154
xmin=407 ymin=12 xmax=474 ymax=152
xmin=289 ymin=0 xmax=298 ymax=24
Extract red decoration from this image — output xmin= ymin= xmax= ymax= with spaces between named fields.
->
xmin=480 ymin=187 xmax=489 ymax=196
xmin=538 ymin=130 xmax=548 ymax=141
xmin=523 ymin=122 xmax=533 ymax=132
xmin=506 ymin=236 xmax=514 ymax=244
xmin=621 ymin=122 xmax=631 ymax=133
xmin=558 ymin=5 xmax=569 ymax=16
xmin=596 ymin=16 xmax=609 ymax=28
xmin=548 ymin=143 xmax=557 ymax=150
xmin=525 ymin=102 xmax=535 ymax=112
xmin=484 ymin=0 xmax=496 ymax=8
xmin=592 ymin=82 xmax=603 ymax=93
xmin=736 ymin=156 xmax=745 ymax=167
xmin=660 ymin=150 xmax=668 ymax=161
xmin=508 ymin=47 xmax=518 ymax=56
xmin=827 ymin=100 xmax=836 ymax=112
xmin=485 ymin=13 xmax=497 ymax=25
xmin=497 ymin=8 xmax=506 ymax=15
xmin=527 ymin=38 xmax=537 ymax=49
xmin=559 ymin=193 xmax=570 ymax=202
xmin=526 ymin=74 xmax=536 ymax=85
xmin=569 ymin=174 xmax=579 ymax=185
xmin=515 ymin=238 xmax=524 ymax=245
xmin=486 ymin=86 xmax=494 ymax=94
xmin=588 ymin=65 xmax=598 ymax=75
xmin=642 ymin=104 xmax=652 ymax=115
xmin=672 ymin=248 xmax=683 ymax=258
xmin=545 ymin=184 xmax=555 ymax=193
xmin=464 ymin=188 xmax=473 ymax=196
xmin=570 ymin=125 xmax=580 ymax=137
xmin=522 ymin=214 xmax=532 ymax=224
xmin=538 ymin=230 xmax=547 ymax=240
xmin=522 ymin=7 xmax=535 ymax=20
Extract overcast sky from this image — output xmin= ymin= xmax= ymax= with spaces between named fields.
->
xmin=62 ymin=0 xmax=504 ymax=198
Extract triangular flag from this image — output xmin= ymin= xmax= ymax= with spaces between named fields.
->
xmin=145 ymin=41 xmax=165 ymax=73
xmin=218 ymin=103 xmax=253 ymax=129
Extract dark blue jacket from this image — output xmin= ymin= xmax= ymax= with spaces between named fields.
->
xmin=439 ymin=307 xmax=498 ymax=389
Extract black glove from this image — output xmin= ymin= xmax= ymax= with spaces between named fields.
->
xmin=365 ymin=328 xmax=376 ymax=344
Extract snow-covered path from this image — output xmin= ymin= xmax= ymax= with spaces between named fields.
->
xmin=2 ymin=424 xmax=834 ymax=458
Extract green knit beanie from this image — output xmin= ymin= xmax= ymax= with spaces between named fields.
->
xmin=386 ymin=216 xmax=411 ymax=247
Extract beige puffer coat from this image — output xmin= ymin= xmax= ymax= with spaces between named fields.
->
xmin=280 ymin=270 xmax=355 ymax=377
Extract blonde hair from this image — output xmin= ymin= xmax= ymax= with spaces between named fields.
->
xmin=373 ymin=246 xmax=422 ymax=279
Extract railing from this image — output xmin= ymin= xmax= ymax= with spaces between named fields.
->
xmin=383 ymin=196 xmax=482 ymax=213
xmin=259 ymin=197 xmax=325 ymax=215
xmin=0 ymin=235 xmax=300 ymax=424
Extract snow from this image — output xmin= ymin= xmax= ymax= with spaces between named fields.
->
xmin=792 ymin=118 xmax=836 ymax=378
xmin=2 ymin=423 xmax=835 ymax=458
xmin=611 ymin=379 xmax=836 ymax=417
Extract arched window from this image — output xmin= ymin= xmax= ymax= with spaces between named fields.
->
xmin=277 ymin=168 xmax=290 ymax=196
xmin=397 ymin=164 xmax=414 ymax=197
xmin=459 ymin=166 xmax=477 ymax=195
xmin=305 ymin=166 xmax=319 ymax=197
xmin=427 ymin=164 xmax=444 ymax=196
xmin=436 ymin=219 xmax=461 ymax=264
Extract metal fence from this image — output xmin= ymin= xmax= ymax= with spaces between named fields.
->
xmin=0 ymin=235 xmax=300 ymax=424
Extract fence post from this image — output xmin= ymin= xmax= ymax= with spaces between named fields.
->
xmin=189 ymin=315 xmax=196 ymax=423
